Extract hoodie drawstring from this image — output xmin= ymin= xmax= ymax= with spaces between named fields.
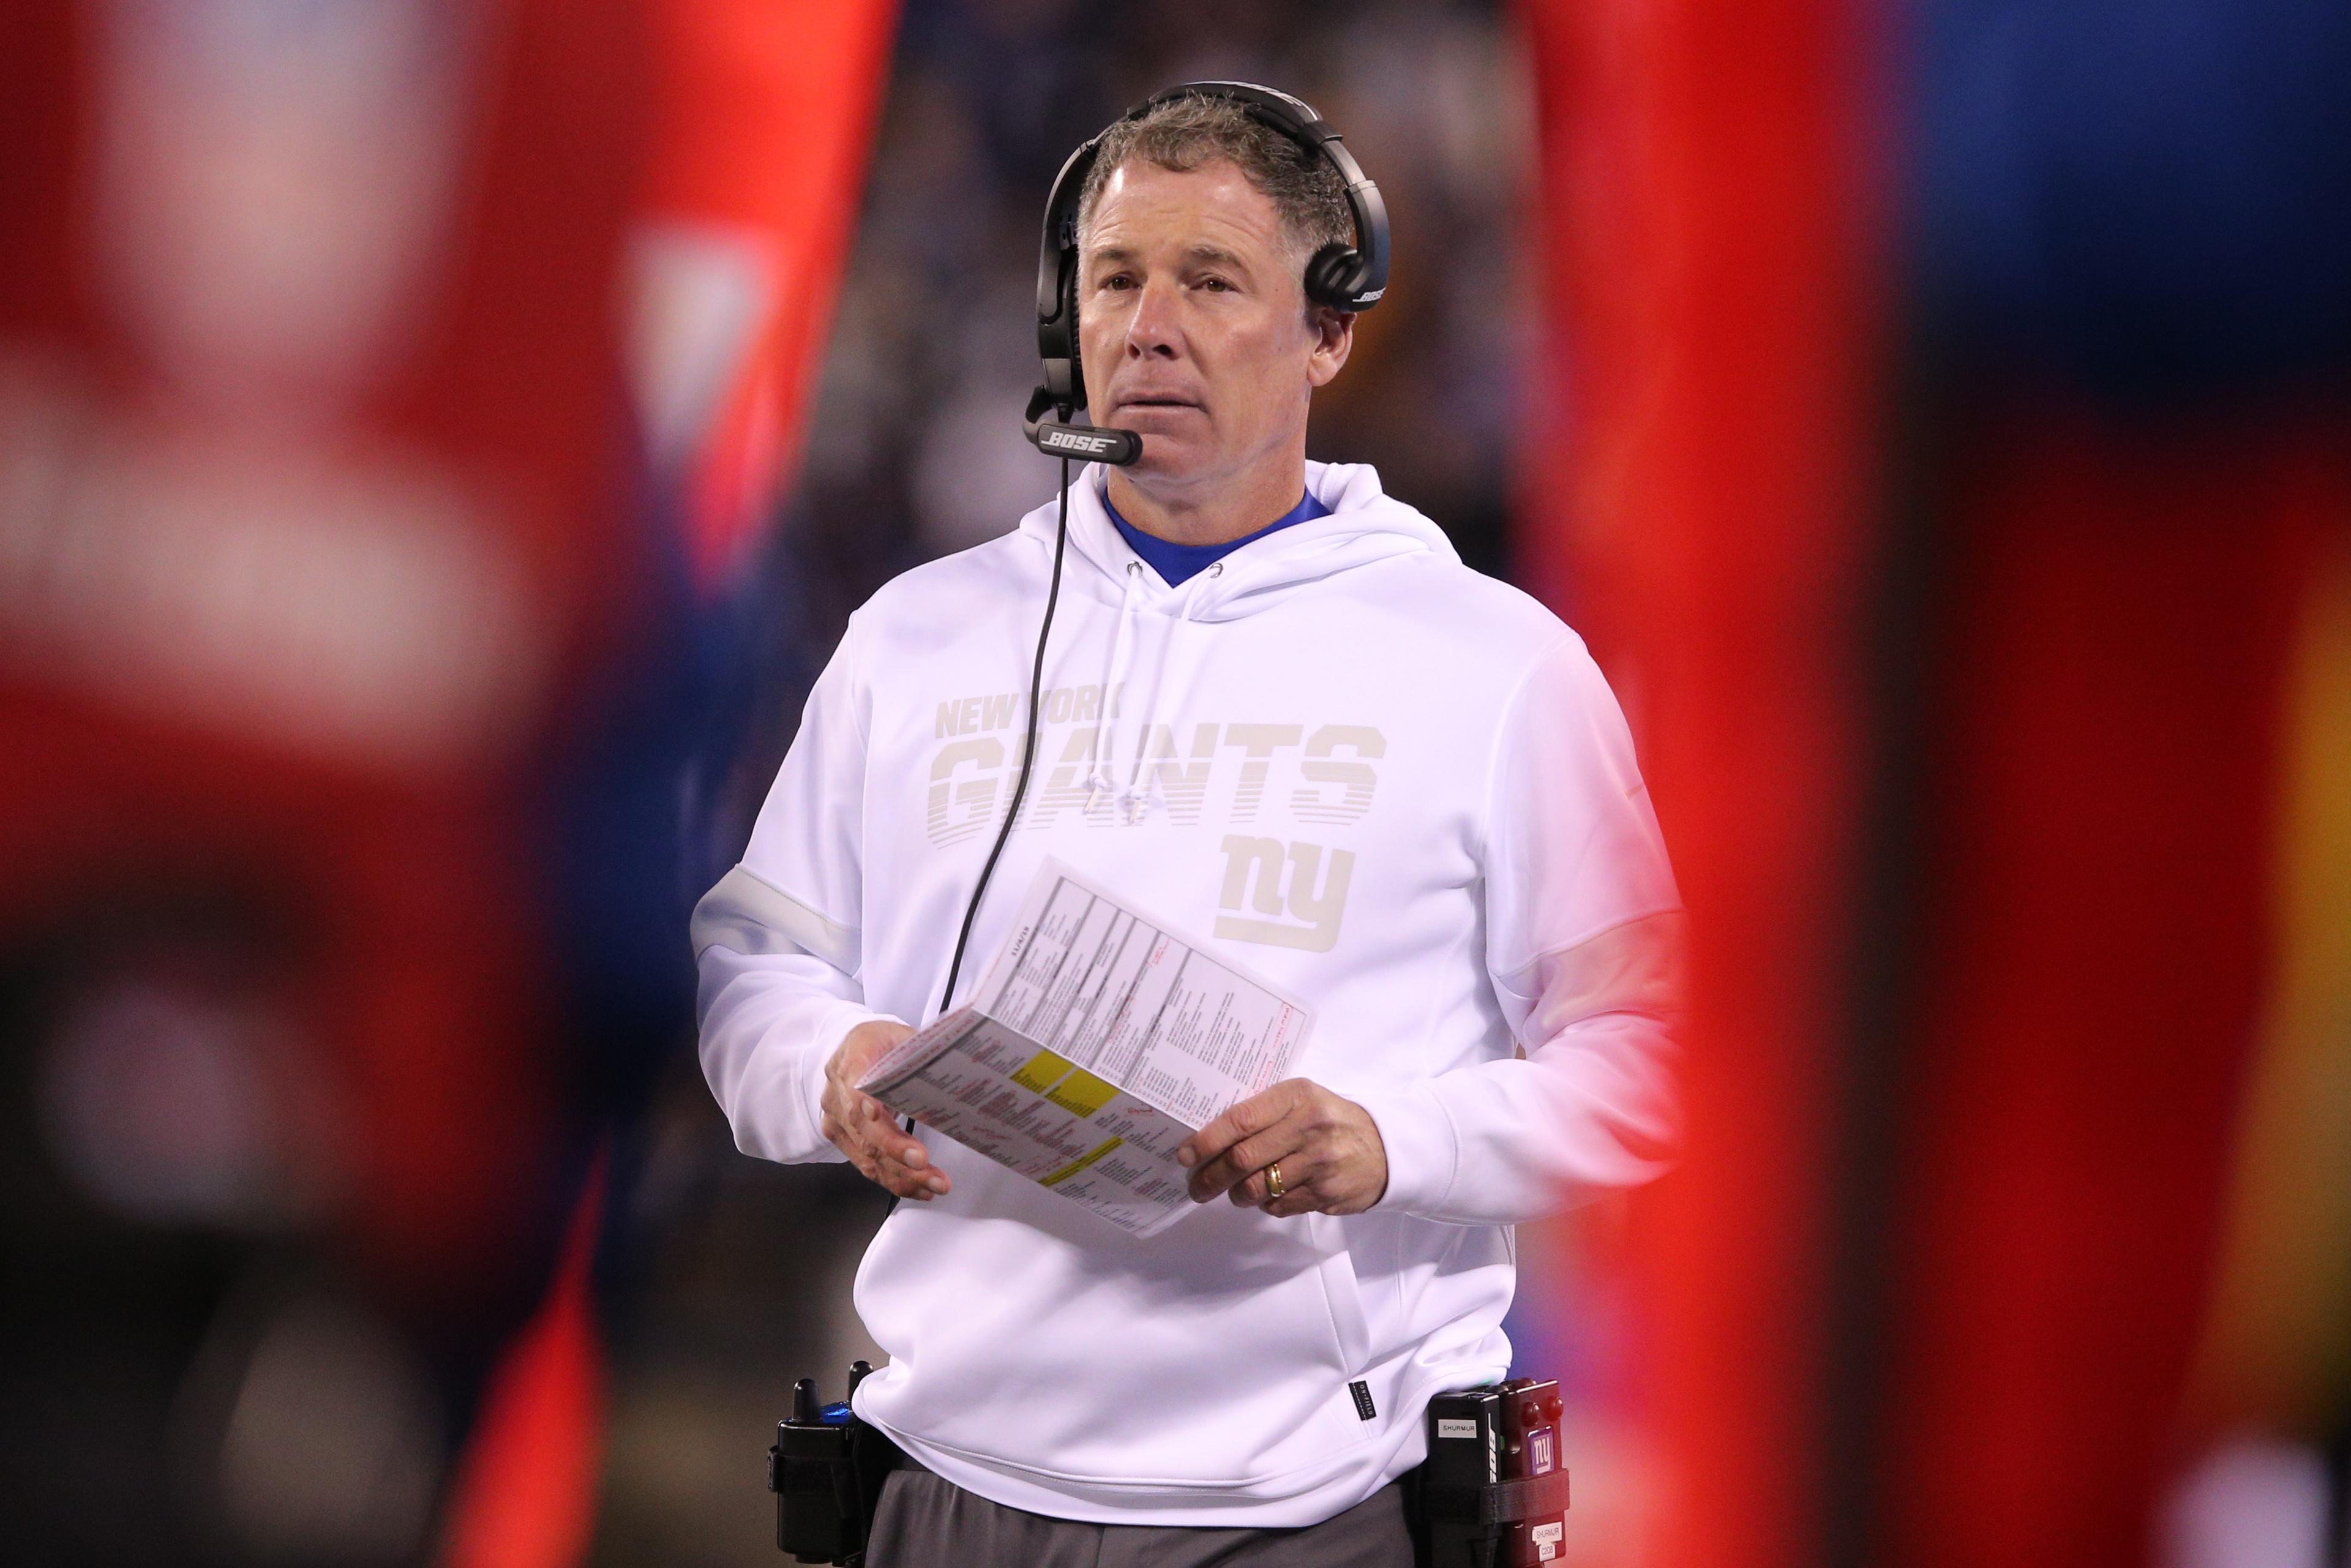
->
xmin=1098 ymin=558 xmax=1220 ymax=822
xmin=1087 ymin=560 xmax=1146 ymax=819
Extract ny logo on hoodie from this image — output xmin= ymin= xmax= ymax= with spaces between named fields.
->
xmin=1215 ymin=835 xmax=1354 ymax=953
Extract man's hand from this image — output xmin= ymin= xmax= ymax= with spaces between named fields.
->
xmin=822 ymin=1019 xmax=951 ymax=1201
xmin=1177 ymin=1079 xmax=1388 ymax=1218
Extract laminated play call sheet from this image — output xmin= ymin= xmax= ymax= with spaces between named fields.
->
xmin=858 ymin=858 xmax=1313 ymax=1235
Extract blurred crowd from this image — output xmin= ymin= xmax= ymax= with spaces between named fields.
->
xmin=1 ymin=0 xmax=2345 ymax=1566
xmin=0 ymin=2 xmax=1541 ymax=1566
xmin=719 ymin=0 xmax=1526 ymax=852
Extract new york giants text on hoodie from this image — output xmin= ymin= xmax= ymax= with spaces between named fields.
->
xmin=692 ymin=460 xmax=1683 ymax=1527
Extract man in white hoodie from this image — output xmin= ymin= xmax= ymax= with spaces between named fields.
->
xmin=694 ymin=88 xmax=1682 ymax=1565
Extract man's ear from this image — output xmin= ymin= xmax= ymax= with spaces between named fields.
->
xmin=1307 ymin=306 xmax=1355 ymax=389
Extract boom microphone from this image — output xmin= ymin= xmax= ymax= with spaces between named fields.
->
xmin=1023 ymin=386 xmax=1141 ymax=466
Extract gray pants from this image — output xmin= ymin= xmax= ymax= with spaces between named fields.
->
xmin=866 ymin=1457 xmax=1415 ymax=1567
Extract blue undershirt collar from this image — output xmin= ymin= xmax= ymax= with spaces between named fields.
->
xmin=1104 ymin=486 xmax=1332 ymax=587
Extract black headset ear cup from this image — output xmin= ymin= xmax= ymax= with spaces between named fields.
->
xmin=1303 ymin=242 xmax=1364 ymax=310
xmin=1062 ymin=268 xmax=1085 ymax=411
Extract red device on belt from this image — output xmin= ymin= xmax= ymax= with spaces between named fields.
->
xmin=1419 ymin=1378 xmax=1571 ymax=1567
xmin=1498 ymin=1379 xmax=1569 ymax=1564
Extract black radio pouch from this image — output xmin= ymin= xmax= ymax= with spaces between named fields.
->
xmin=1408 ymin=1379 xmax=1572 ymax=1568
xmin=768 ymin=1363 xmax=903 ymax=1566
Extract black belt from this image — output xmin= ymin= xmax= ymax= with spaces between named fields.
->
xmin=1418 ymin=1468 xmax=1570 ymax=1528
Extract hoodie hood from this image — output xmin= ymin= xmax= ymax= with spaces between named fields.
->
xmin=1011 ymin=460 xmax=1460 ymax=819
xmin=1014 ymin=459 xmax=1458 ymax=623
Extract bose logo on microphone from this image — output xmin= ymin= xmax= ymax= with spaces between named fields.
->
xmin=1038 ymin=427 xmax=1120 ymax=456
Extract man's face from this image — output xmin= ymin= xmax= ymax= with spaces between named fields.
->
xmin=1077 ymin=159 xmax=1351 ymax=486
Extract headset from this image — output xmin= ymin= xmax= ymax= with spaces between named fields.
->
xmin=1021 ymin=80 xmax=1392 ymax=460
xmin=940 ymin=82 xmax=1389 ymax=1017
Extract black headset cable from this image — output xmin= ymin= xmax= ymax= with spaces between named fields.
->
xmin=936 ymin=452 xmax=1073 ymax=1017
xmin=891 ymin=460 xmax=1070 ymax=1198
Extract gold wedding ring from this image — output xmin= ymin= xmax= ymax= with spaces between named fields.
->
xmin=1266 ymin=1162 xmax=1286 ymax=1201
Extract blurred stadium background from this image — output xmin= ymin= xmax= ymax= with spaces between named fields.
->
xmin=0 ymin=1 xmax=2344 ymax=1566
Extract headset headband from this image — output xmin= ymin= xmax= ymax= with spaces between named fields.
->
xmin=1030 ymin=81 xmax=1391 ymax=423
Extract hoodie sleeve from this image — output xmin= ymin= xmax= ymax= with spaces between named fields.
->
xmin=691 ymin=617 xmax=896 ymax=1165
xmin=1353 ymin=634 xmax=1684 ymax=1225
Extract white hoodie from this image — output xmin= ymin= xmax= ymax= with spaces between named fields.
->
xmin=693 ymin=460 xmax=1681 ymax=1527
